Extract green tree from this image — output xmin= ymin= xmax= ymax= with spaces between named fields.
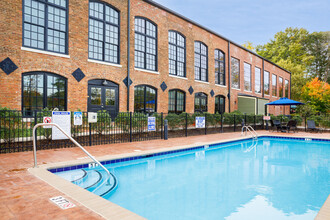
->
xmin=256 ymin=28 xmax=314 ymax=100
xmin=242 ymin=41 xmax=255 ymax=51
xmin=306 ymin=31 xmax=330 ymax=83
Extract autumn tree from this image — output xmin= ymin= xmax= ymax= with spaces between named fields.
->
xmin=242 ymin=41 xmax=255 ymax=52
xmin=301 ymin=77 xmax=330 ymax=113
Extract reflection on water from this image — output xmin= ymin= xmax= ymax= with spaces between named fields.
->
xmin=105 ymin=138 xmax=330 ymax=220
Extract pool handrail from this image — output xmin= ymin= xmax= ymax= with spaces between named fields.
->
xmin=241 ymin=125 xmax=258 ymax=138
xmin=32 ymin=123 xmax=111 ymax=184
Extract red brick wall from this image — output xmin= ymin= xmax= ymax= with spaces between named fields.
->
xmin=0 ymin=0 xmax=291 ymax=115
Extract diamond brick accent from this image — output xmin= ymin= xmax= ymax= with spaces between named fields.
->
xmin=0 ymin=57 xmax=18 ymax=75
xmin=210 ymin=90 xmax=215 ymax=97
xmin=160 ymin=81 xmax=167 ymax=92
xmin=188 ymin=86 xmax=194 ymax=95
xmin=72 ymin=68 xmax=85 ymax=82
xmin=123 ymin=77 xmax=133 ymax=87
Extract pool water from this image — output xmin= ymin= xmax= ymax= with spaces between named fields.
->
xmin=56 ymin=137 xmax=330 ymax=220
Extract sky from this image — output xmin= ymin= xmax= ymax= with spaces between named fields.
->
xmin=154 ymin=0 xmax=330 ymax=46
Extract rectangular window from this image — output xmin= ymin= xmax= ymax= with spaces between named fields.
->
xmin=231 ymin=57 xmax=240 ymax=89
xmin=264 ymin=71 xmax=270 ymax=95
xmin=279 ymin=77 xmax=283 ymax=97
xmin=272 ymin=74 xmax=277 ymax=97
xmin=244 ymin=63 xmax=251 ymax=91
xmin=88 ymin=2 xmax=120 ymax=64
xmin=134 ymin=17 xmax=157 ymax=71
xmin=215 ymin=50 xmax=225 ymax=85
xmin=23 ymin=0 xmax=68 ymax=54
xmin=194 ymin=42 xmax=208 ymax=82
xmin=255 ymin=67 xmax=261 ymax=93
xmin=168 ymin=31 xmax=186 ymax=77
xmin=285 ymin=80 xmax=289 ymax=98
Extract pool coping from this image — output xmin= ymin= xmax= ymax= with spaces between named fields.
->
xmin=28 ymin=134 xmax=330 ymax=220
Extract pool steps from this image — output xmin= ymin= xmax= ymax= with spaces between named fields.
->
xmin=57 ymin=169 xmax=117 ymax=197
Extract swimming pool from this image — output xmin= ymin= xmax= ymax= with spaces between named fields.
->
xmin=53 ymin=136 xmax=330 ymax=220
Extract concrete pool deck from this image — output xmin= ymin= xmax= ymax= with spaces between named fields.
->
xmin=1 ymin=131 xmax=329 ymax=219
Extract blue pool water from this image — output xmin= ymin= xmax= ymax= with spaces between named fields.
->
xmin=55 ymin=137 xmax=330 ymax=220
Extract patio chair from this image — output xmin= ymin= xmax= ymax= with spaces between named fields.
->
xmin=307 ymin=120 xmax=321 ymax=133
xmin=282 ymin=120 xmax=297 ymax=133
xmin=270 ymin=120 xmax=282 ymax=132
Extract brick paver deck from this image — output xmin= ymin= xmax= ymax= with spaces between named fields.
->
xmin=1 ymin=131 xmax=329 ymax=219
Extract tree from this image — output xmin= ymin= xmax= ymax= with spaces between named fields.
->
xmin=256 ymin=28 xmax=314 ymax=100
xmin=242 ymin=41 xmax=255 ymax=51
xmin=301 ymin=77 xmax=330 ymax=113
xmin=306 ymin=31 xmax=330 ymax=83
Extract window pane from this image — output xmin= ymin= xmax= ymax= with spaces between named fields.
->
xmin=279 ymin=77 xmax=283 ymax=97
xmin=255 ymin=67 xmax=261 ymax=93
xmin=244 ymin=63 xmax=251 ymax=91
xmin=264 ymin=71 xmax=270 ymax=95
xmin=231 ymin=58 xmax=240 ymax=89
xmin=90 ymin=87 xmax=102 ymax=105
xmin=272 ymin=74 xmax=277 ymax=96
xmin=105 ymin=89 xmax=115 ymax=106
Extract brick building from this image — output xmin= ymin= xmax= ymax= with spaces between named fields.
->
xmin=0 ymin=0 xmax=291 ymax=117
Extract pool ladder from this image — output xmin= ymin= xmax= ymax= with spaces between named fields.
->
xmin=241 ymin=125 xmax=258 ymax=139
xmin=32 ymin=123 xmax=112 ymax=185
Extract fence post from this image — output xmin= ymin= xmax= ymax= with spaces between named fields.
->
xmin=221 ymin=113 xmax=223 ymax=133
xmin=244 ymin=113 xmax=247 ymax=126
xmin=161 ymin=113 xmax=163 ymax=139
xmin=234 ymin=114 xmax=236 ymax=132
xmin=254 ymin=115 xmax=256 ymax=130
xmin=185 ymin=113 xmax=188 ymax=137
xmin=89 ymin=123 xmax=92 ymax=146
xmin=305 ymin=116 xmax=307 ymax=132
xmin=204 ymin=114 xmax=207 ymax=135
xmin=164 ymin=119 xmax=168 ymax=140
xmin=129 ymin=112 xmax=132 ymax=142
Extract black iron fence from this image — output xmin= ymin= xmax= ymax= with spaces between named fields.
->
xmin=0 ymin=110 xmax=329 ymax=154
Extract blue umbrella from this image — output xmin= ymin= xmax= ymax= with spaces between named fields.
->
xmin=265 ymin=97 xmax=305 ymax=106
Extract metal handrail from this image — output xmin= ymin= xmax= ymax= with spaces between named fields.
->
xmin=33 ymin=123 xmax=111 ymax=184
xmin=241 ymin=125 xmax=258 ymax=138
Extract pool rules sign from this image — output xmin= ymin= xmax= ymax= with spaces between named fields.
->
xmin=52 ymin=111 xmax=71 ymax=140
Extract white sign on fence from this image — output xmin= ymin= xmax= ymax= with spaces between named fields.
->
xmin=195 ymin=117 xmax=205 ymax=128
xmin=148 ymin=117 xmax=156 ymax=131
xmin=74 ymin=112 xmax=83 ymax=126
xmin=52 ymin=111 xmax=71 ymax=140
xmin=88 ymin=112 xmax=97 ymax=123
xmin=43 ymin=117 xmax=52 ymax=128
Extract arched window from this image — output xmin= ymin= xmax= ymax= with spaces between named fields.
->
xmin=215 ymin=49 xmax=225 ymax=85
xmin=215 ymin=95 xmax=225 ymax=114
xmin=194 ymin=41 xmax=208 ymax=82
xmin=23 ymin=0 xmax=68 ymax=54
xmin=168 ymin=89 xmax=185 ymax=114
xmin=22 ymin=72 xmax=67 ymax=116
xmin=134 ymin=85 xmax=157 ymax=113
xmin=168 ymin=31 xmax=186 ymax=77
xmin=135 ymin=17 xmax=157 ymax=71
xmin=88 ymin=1 xmax=120 ymax=64
xmin=194 ymin=92 xmax=208 ymax=113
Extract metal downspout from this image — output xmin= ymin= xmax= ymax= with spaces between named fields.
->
xmin=228 ymin=41 xmax=231 ymax=113
xmin=127 ymin=0 xmax=131 ymax=111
